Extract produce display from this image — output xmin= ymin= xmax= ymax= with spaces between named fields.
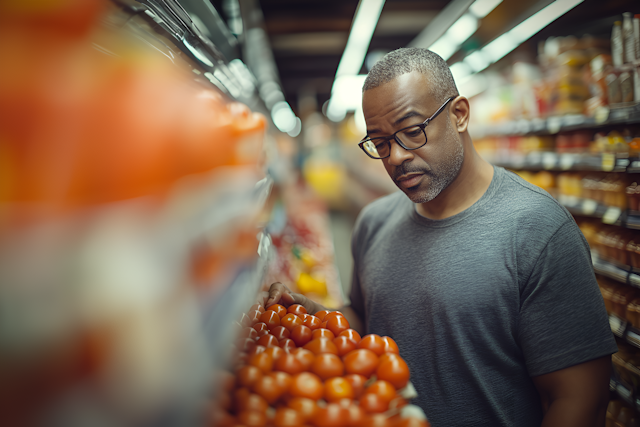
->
xmin=210 ymin=303 xmax=429 ymax=427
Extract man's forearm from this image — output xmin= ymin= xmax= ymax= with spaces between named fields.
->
xmin=541 ymin=397 xmax=606 ymax=427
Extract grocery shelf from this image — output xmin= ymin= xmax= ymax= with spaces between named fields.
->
xmin=471 ymin=103 xmax=640 ymax=139
xmin=493 ymin=152 xmax=632 ymax=173
xmin=610 ymin=377 xmax=637 ymax=410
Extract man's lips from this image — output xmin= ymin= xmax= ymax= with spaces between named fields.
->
xmin=395 ymin=173 xmax=424 ymax=188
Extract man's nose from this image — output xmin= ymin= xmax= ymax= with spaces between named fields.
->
xmin=387 ymin=139 xmax=414 ymax=166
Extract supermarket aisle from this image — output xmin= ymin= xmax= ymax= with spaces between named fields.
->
xmin=328 ymin=210 xmax=357 ymax=298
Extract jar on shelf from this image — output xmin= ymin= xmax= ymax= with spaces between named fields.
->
xmin=627 ymin=298 xmax=640 ymax=329
xmin=626 ymin=234 xmax=640 ymax=269
xmin=627 ymin=182 xmax=639 ymax=211
xmin=612 ymin=286 xmax=639 ymax=319
xmin=599 ymin=278 xmax=619 ymax=314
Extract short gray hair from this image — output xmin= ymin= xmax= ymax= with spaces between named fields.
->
xmin=363 ymin=48 xmax=459 ymax=101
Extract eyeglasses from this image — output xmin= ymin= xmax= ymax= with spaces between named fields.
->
xmin=358 ymin=96 xmax=456 ymax=159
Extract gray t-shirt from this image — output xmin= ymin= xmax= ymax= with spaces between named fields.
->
xmin=349 ymin=166 xmax=617 ymax=427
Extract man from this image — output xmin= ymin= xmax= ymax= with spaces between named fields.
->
xmin=261 ymin=48 xmax=616 ymax=426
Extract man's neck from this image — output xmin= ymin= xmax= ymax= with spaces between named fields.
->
xmin=415 ymin=151 xmax=494 ymax=220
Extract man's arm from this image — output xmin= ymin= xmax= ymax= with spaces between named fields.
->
xmin=256 ymin=282 xmax=365 ymax=334
xmin=532 ymin=355 xmax=611 ymax=427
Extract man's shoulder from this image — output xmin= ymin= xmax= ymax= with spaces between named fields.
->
xmin=359 ymin=191 xmax=406 ymax=221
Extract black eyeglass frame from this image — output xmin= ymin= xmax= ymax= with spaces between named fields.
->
xmin=358 ymin=96 xmax=457 ymax=159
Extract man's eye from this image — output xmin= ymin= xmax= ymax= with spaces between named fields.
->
xmin=373 ymin=140 xmax=386 ymax=149
xmin=404 ymin=129 xmax=422 ymax=137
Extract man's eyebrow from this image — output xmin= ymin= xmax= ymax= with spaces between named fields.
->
xmin=366 ymin=111 xmax=424 ymax=136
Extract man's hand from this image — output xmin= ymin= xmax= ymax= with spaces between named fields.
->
xmin=256 ymin=282 xmax=325 ymax=315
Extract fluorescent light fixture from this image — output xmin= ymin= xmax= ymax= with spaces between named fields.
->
xmin=481 ymin=33 xmax=518 ymax=63
xmin=271 ymin=102 xmax=298 ymax=133
xmin=287 ymin=117 xmax=302 ymax=137
xmin=450 ymin=62 xmax=472 ymax=83
xmin=327 ymin=75 xmax=367 ymax=122
xmin=464 ymin=50 xmax=490 ymax=72
xmin=458 ymin=73 xmax=488 ymax=98
xmin=469 ymin=0 xmax=503 ymax=18
xmin=335 ymin=0 xmax=386 ymax=77
xmin=430 ymin=36 xmax=458 ymax=61
xmin=510 ymin=0 xmax=584 ymax=43
xmin=355 ymin=107 xmax=367 ymax=134
xmin=446 ymin=13 xmax=478 ymax=44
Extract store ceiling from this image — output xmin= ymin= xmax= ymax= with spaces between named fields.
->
xmin=252 ymin=0 xmax=632 ymax=116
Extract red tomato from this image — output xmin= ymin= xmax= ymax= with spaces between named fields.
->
xmin=266 ymin=304 xmax=288 ymax=318
xmin=274 ymin=353 xmax=305 ymax=375
xmin=287 ymin=304 xmax=308 ymax=316
xmin=345 ymin=405 xmax=366 ymax=427
xmin=291 ymin=348 xmax=315 ymax=371
xmin=240 ymin=312 xmax=252 ymax=327
xmin=314 ymin=403 xmax=348 ymax=427
xmin=358 ymin=413 xmax=391 ymax=427
xmin=333 ymin=336 xmax=357 ymax=357
xmin=376 ymin=355 xmax=410 ymax=389
xmin=324 ymin=377 xmax=354 ymax=402
xmin=281 ymin=313 xmax=303 ymax=331
xmin=359 ymin=393 xmax=388 ymax=413
xmin=388 ymin=396 xmax=409 ymax=411
xmin=357 ymin=334 xmax=385 ymax=356
xmin=344 ymin=374 xmax=367 ymax=399
xmin=279 ymin=338 xmax=296 ymax=353
xmin=259 ymin=311 xmax=281 ymax=330
xmin=252 ymin=322 xmax=269 ymax=333
xmin=343 ymin=349 xmax=378 ymax=377
xmin=339 ymin=329 xmax=361 ymax=343
xmin=312 ymin=329 xmax=335 ymax=340
xmin=310 ymin=353 xmax=344 ymax=380
xmin=364 ymin=380 xmax=396 ymax=403
xmin=273 ymin=407 xmax=304 ymax=427
xmin=380 ymin=336 xmax=399 ymax=354
xmin=303 ymin=337 xmax=338 ymax=355
xmin=267 ymin=371 xmax=292 ymax=395
xmin=251 ymin=374 xmax=284 ymax=405
xmin=320 ymin=321 xmax=328 ymax=329
xmin=290 ymin=325 xmax=312 ymax=347
xmin=264 ymin=346 xmax=284 ymax=361
xmin=288 ymin=397 xmax=318 ymax=422
xmin=393 ymin=418 xmax=430 ymax=427
xmin=237 ymin=365 xmax=263 ymax=388
xmin=250 ymin=304 xmax=265 ymax=313
xmin=271 ymin=326 xmax=291 ymax=341
xmin=242 ymin=327 xmax=259 ymax=340
xmin=237 ymin=410 xmax=267 ymax=426
xmin=315 ymin=310 xmax=331 ymax=321
xmin=247 ymin=344 xmax=266 ymax=356
xmin=240 ymin=337 xmax=257 ymax=353
xmin=303 ymin=315 xmax=322 ymax=330
xmin=257 ymin=334 xmax=279 ymax=348
xmin=235 ymin=391 xmax=268 ymax=413
xmin=247 ymin=309 xmax=262 ymax=325
xmin=323 ymin=311 xmax=344 ymax=324
xmin=289 ymin=372 xmax=323 ymax=400
xmin=326 ymin=315 xmax=350 ymax=337
xmin=378 ymin=353 xmax=402 ymax=365
xmin=248 ymin=352 xmax=273 ymax=374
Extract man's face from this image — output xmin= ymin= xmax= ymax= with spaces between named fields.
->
xmin=362 ymin=71 xmax=464 ymax=204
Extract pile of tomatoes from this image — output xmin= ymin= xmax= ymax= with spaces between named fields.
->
xmin=210 ymin=303 xmax=430 ymax=427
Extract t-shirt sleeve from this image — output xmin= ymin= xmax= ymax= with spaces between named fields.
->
xmin=518 ymin=220 xmax=618 ymax=377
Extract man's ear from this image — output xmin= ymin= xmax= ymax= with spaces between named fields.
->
xmin=450 ymin=96 xmax=470 ymax=133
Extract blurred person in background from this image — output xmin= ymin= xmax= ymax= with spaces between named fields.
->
xmin=261 ymin=47 xmax=616 ymax=427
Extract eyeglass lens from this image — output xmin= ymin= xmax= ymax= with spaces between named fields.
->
xmin=363 ymin=125 xmax=425 ymax=158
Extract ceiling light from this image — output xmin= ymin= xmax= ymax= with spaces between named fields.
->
xmin=481 ymin=33 xmax=518 ymax=63
xmin=509 ymin=0 xmax=584 ymax=43
xmin=445 ymin=13 xmax=478 ymax=44
xmin=450 ymin=62 xmax=472 ymax=83
xmin=287 ymin=117 xmax=302 ymax=137
xmin=469 ymin=0 xmax=503 ymax=18
xmin=271 ymin=102 xmax=298 ymax=133
xmin=430 ymin=36 xmax=458 ymax=61
xmin=464 ymin=51 xmax=490 ymax=72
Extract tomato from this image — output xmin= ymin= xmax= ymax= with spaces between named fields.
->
xmin=380 ymin=337 xmax=399 ymax=354
xmin=364 ymin=380 xmax=396 ymax=403
xmin=339 ymin=329 xmax=361 ymax=343
xmin=267 ymin=371 xmax=293 ymax=395
xmin=393 ymin=418 xmax=430 ymax=427
xmin=279 ymin=338 xmax=296 ymax=353
xmin=311 ymin=353 xmax=344 ymax=380
xmin=281 ymin=313 xmax=303 ymax=331
xmin=250 ymin=303 xmax=265 ymax=313
xmin=289 ymin=372 xmax=324 ymax=400
xmin=237 ymin=410 xmax=267 ymax=426
xmin=333 ymin=336 xmax=357 ymax=357
xmin=264 ymin=346 xmax=284 ymax=361
xmin=288 ymin=396 xmax=318 ymax=421
xmin=304 ymin=338 xmax=338 ymax=355
xmin=273 ymin=407 xmax=304 ymax=427
xmin=376 ymin=356 xmax=410 ymax=389
xmin=266 ymin=303 xmax=288 ymax=318
xmin=388 ymin=396 xmax=409 ymax=411
xmin=378 ymin=353 xmax=402 ymax=365
xmin=237 ymin=365 xmax=263 ymax=388
xmin=248 ymin=352 xmax=273 ymax=374
xmin=359 ymin=393 xmax=388 ymax=413
xmin=321 ymin=321 xmax=328 ymax=329
xmin=241 ymin=337 xmax=257 ymax=353
xmin=344 ymin=374 xmax=367 ymax=399
xmin=312 ymin=329 xmax=335 ymax=340
xmin=287 ymin=304 xmax=308 ymax=316
xmin=357 ymin=413 xmax=391 ymax=427
xmin=291 ymin=348 xmax=315 ymax=370
xmin=315 ymin=310 xmax=331 ymax=321
xmin=324 ymin=377 xmax=354 ymax=402
xmin=323 ymin=311 xmax=344 ymax=323
xmin=253 ymin=322 xmax=269 ymax=333
xmin=271 ymin=326 xmax=291 ymax=341
xmin=257 ymin=334 xmax=279 ymax=348
xmin=210 ymin=407 xmax=236 ymax=427
xmin=290 ymin=325 xmax=312 ymax=347
xmin=251 ymin=374 xmax=283 ymax=405
xmin=240 ymin=312 xmax=252 ymax=327
xmin=274 ymin=353 xmax=305 ymax=375
xmin=242 ymin=327 xmax=259 ymax=341
xmin=247 ymin=344 xmax=267 ymax=356
xmin=345 ymin=405 xmax=366 ymax=427
xmin=314 ymin=402 xmax=348 ymax=427
xmin=303 ymin=315 xmax=322 ymax=330
xmin=235 ymin=390 xmax=268 ymax=413
xmin=343 ymin=349 xmax=378 ymax=377
xmin=247 ymin=309 xmax=263 ymax=325
xmin=326 ymin=315 xmax=350 ymax=337
xmin=357 ymin=334 xmax=385 ymax=356
xmin=259 ymin=311 xmax=281 ymax=330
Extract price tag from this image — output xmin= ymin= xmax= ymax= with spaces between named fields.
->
xmin=627 ymin=330 xmax=640 ymax=348
xmin=559 ymin=154 xmax=574 ymax=170
xmin=594 ymin=106 xmax=610 ymax=124
xmin=602 ymin=153 xmax=615 ymax=171
xmin=547 ymin=117 xmax=562 ymax=134
xmin=610 ymin=315 xmax=627 ymax=337
xmin=582 ymin=199 xmax=598 ymax=215
xmin=603 ymin=206 xmax=622 ymax=224
xmin=542 ymin=152 xmax=556 ymax=169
